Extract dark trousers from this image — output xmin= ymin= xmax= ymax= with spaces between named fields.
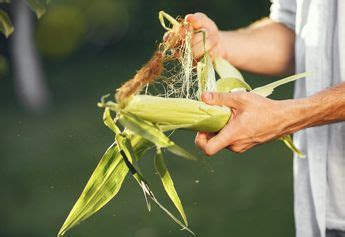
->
xmin=327 ymin=230 xmax=345 ymax=237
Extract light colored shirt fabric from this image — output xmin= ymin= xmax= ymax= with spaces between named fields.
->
xmin=270 ymin=0 xmax=345 ymax=237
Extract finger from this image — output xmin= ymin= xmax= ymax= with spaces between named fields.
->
xmin=195 ymin=132 xmax=215 ymax=150
xmin=195 ymin=132 xmax=208 ymax=149
xmin=208 ymin=47 xmax=220 ymax=61
xmin=192 ymin=34 xmax=218 ymax=59
xmin=192 ymin=42 xmax=206 ymax=59
xmin=185 ymin=12 xmax=211 ymax=30
xmin=203 ymin=127 xmax=232 ymax=156
xmin=201 ymin=92 xmax=240 ymax=108
xmin=191 ymin=32 xmax=205 ymax=47
xmin=194 ymin=46 xmax=219 ymax=61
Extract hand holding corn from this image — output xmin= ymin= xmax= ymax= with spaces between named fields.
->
xmin=195 ymin=91 xmax=295 ymax=155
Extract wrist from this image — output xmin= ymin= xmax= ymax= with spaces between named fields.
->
xmin=277 ymin=97 xmax=318 ymax=135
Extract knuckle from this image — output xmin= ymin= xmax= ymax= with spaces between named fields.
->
xmin=235 ymin=92 xmax=250 ymax=102
xmin=218 ymin=93 xmax=229 ymax=105
xmin=232 ymin=91 xmax=245 ymax=99
xmin=214 ymin=92 xmax=224 ymax=103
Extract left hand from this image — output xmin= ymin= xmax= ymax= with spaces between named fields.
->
xmin=184 ymin=12 xmax=224 ymax=60
xmin=195 ymin=91 xmax=293 ymax=156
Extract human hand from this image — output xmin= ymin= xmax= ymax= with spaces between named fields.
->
xmin=195 ymin=92 xmax=293 ymax=155
xmin=184 ymin=12 xmax=224 ymax=59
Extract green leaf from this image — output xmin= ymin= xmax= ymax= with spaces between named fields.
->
xmin=115 ymin=136 xmax=194 ymax=235
xmin=0 ymin=10 xmax=14 ymax=38
xmin=103 ymin=108 xmax=120 ymax=134
xmin=25 ymin=0 xmax=47 ymax=18
xmin=216 ymin=77 xmax=252 ymax=92
xmin=115 ymin=133 xmax=152 ymax=210
xmin=58 ymin=134 xmax=151 ymax=237
xmin=134 ymin=171 xmax=195 ymax=235
xmin=280 ymin=135 xmax=305 ymax=158
xmin=214 ymin=57 xmax=244 ymax=81
xmin=118 ymin=111 xmax=174 ymax=148
xmin=119 ymin=111 xmax=198 ymax=161
xmin=197 ymin=53 xmax=216 ymax=97
xmin=167 ymin=144 xmax=199 ymax=161
xmin=251 ymin=72 xmax=307 ymax=97
xmin=155 ymin=149 xmax=188 ymax=226
xmin=158 ymin=11 xmax=179 ymax=31
xmin=0 ymin=0 xmax=11 ymax=3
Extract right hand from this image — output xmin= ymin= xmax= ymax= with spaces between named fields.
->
xmin=185 ymin=12 xmax=224 ymax=60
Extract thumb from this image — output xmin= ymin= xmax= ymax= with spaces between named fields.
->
xmin=201 ymin=92 xmax=239 ymax=108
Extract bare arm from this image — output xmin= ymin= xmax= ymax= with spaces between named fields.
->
xmin=186 ymin=14 xmax=295 ymax=76
xmin=284 ymin=82 xmax=345 ymax=133
xmin=220 ymin=19 xmax=295 ymax=75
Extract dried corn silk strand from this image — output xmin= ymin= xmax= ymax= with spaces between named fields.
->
xmin=116 ymin=50 xmax=164 ymax=104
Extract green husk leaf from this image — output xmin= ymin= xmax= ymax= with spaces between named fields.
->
xmin=135 ymin=173 xmax=195 ymax=235
xmin=150 ymin=195 xmax=195 ymax=235
xmin=115 ymin=136 xmax=194 ymax=234
xmin=216 ymin=77 xmax=252 ymax=92
xmin=119 ymin=111 xmax=198 ymax=161
xmin=159 ymin=10 xmax=179 ymax=31
xmin=0 ymin=10 xmax=14 ymax=38
xmin=155 ymin=148 xmax=188 ymax=225
xmin=167 ymin=144 xmax=199 ymax=161
xmin=214 ymin=57 xmax=244 ymax=81
xmin=58 ymin=134 xmax=151 ymax=237
xmin=115 ymin=133 xmax=153 ymax=210
xmin=197 ymin=52 xmax=216 ymax=98
xmin=118 ymin=111 xmax=174 ymax=148
xmin=25 ymin=0 xmax=47 ymax=18
xmin=280 ymin=135 xmax=305 ymax=158
xmin=103 ymin=108 xmax=120 ymax=134
xmin=58 ymin=142 xmax=122 ymax=236
xmin=122 ymin=95 xmax=231 ymax=133
xmin=251 ymin=72 xmax=307 ymax=97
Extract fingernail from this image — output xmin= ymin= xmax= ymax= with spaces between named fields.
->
xmin=202 ymin=92 xmax=213 ymax=101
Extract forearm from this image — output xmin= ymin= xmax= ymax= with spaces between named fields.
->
xmin=219 ymin=18 xmax=295 ymax=76
xmin=281 ymin=83 xmax=345 ymax=134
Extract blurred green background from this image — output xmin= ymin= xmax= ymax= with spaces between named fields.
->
xmin=0 ymin=0 xmax=296 ymax=236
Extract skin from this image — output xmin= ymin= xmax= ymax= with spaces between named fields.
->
xmin=184 ymin=13 xmax=345 ymax=156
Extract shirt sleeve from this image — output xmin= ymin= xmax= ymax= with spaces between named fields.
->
xmin=269 ymin=0 xmax=297 ymax=30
